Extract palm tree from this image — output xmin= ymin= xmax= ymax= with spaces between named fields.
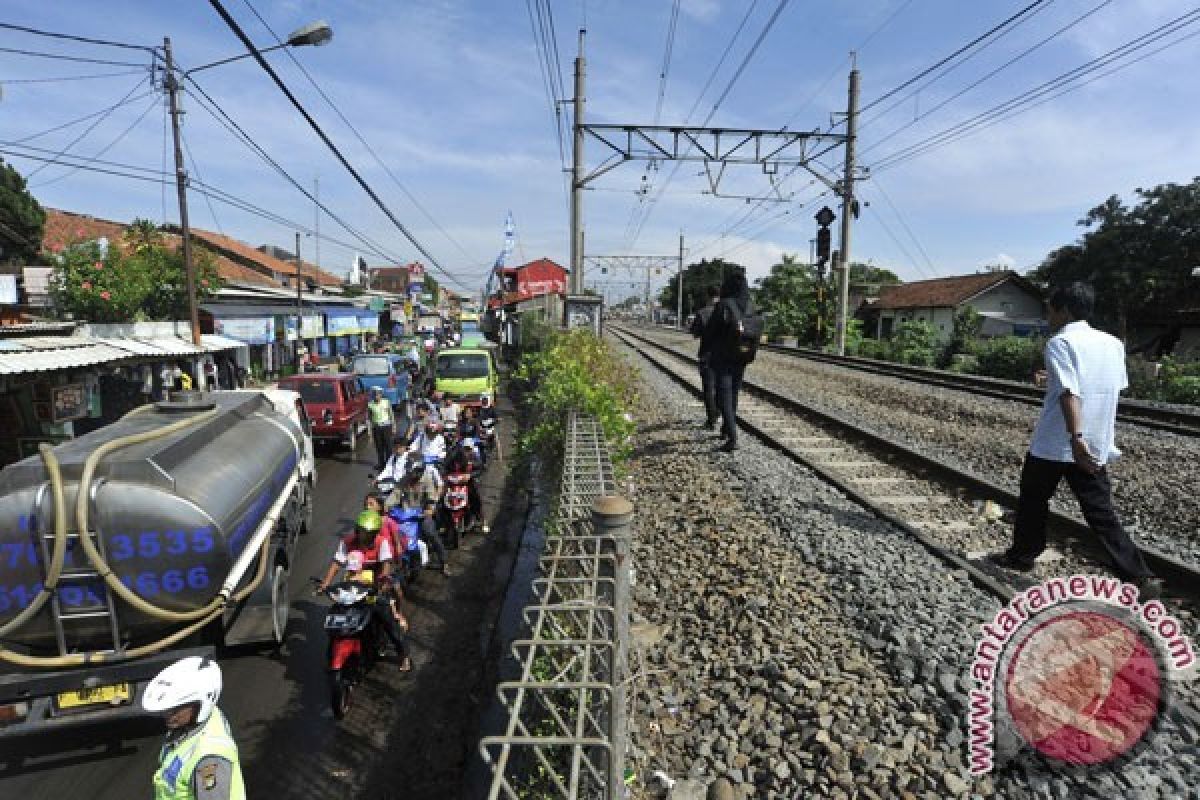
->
xmin=123 ymin=218 xmax=163 ymax=254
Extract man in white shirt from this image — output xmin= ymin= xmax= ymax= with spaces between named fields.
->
xmin=990 ymin=283 xmax=1157 ymax=595
xmin=409 ymin=420 xmax=447 ymax=463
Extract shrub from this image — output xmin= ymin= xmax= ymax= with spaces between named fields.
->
xmin=890 ymin=320 xmax=938 ymax=366
xmin=971 ymin=336 xmax=1043 ymax=381
xmin=514 ymin=329 xmax=638 ymax=468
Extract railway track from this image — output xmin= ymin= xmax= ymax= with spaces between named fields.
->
xmin=643 ymin=323 xmax=1200 ymax=437
xmin=612 ymin=325 xmax=1200 ymax=604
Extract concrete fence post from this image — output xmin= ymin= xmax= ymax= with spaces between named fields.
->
xmin=592 ymin=494 xmax=633 ymax=799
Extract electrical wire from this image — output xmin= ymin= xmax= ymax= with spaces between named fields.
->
xmin=182 ymin=80 xmax=409 ymax=268
xmin=11 ymin=90 xmax=154 ymax=144
xmin=32 ymin=94 xmax=160 ymax=189
xmin=204 ymin=0 xmax=470 ymax=289
xmin=859 ymin=0 xmax=1114 ymax=159
xmin=181 ymin=130 xmax=224 ymax=236
xmin=23 ymin=78 xmax=150 ymax=179
xmin=867 ymin=179 xmax=937 ymax=277
xmin=871 ymin=8 xmax=1200 ymax=172
xmin=0 ymin=69 xmax=148 ymax=84
xmin=0 ymin=45 xmax=148 ymax=68
xmin=0 ymin=22 xmax=155 ymax=52
xmin=238 ymin=0 xmax=485 ymax=268
xmin=858 ymin=0 xmax=1051 ymax=114
xmin=654 ymin=0 xmax=682 ymax=126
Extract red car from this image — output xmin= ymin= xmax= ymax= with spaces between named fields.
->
xmin=278 ymin=373 xmax=369 ymax=451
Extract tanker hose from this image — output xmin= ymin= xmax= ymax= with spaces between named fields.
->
xmin=0 ymin=445 xmax=68 ymax=638
xmin=0 ymin=534 xmax=273 ymax=668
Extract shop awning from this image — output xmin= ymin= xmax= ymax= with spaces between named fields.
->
xmin=201 ymin=303 xmax=303 ymax=318
xmin=317 ymin=305 xmax=361 ymax=318
xmin=0 ymin=336 xmax=132 ymax=375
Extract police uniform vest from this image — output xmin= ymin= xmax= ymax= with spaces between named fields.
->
xmin=368 ymin=399 xmax=392 ymax=426
xmin=153 ymin=707 xmax=245 ymax=800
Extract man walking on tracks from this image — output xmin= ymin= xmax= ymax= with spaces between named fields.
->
xmin=989 ymin=283 xmax=1160 ymax=596
xmin=707 ymin=269 xmax=761 ymax=453
xmin=689 ymin=285 xmax=721 ymax=429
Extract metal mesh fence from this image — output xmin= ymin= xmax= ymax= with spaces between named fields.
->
xmin=481 ymin=412 xmax=630 ymax=799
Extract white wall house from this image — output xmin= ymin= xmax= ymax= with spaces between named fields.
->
xmin=875 ymin=271 xmax=1046 ymax=344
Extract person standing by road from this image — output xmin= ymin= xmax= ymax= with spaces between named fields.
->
xmin=689 ymin=285 xmax=721 ymax=429
xmin=989 ymin=283 xmax=1160 ymax=596
xmin=143 ymin=656 xmax=245 ymax=800
xmin=707 ymin=269 xmax=755 ymax=452
xmin=368 ymin=387 xmax=395 ymax=471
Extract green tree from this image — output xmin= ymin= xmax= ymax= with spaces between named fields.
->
xmin=657 ymin=258 xmax=745 ymax=317
xmin=49 ymin=237 xmax=221 ymax=323
xmin=0 ymin=158 xmax=47 ymax=264
xmin=1033 ymin=179 xmax=1200 ymax=339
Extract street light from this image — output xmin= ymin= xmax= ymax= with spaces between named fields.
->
xmin=163 ymin=20 xmax=331 ymax=374
xmin=185 ymin=21 xmax=332 ymax=75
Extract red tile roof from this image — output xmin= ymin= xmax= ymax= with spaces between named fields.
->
xmin=42 ymin=209 xmax=275 ymax=287
xmin=876 ymin=271 xmax=1039 ymax=310
xmin=188 ymin=227 xmax=345 ymax=286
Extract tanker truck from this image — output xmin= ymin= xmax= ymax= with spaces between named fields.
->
xmin=0 ymin=389 xmax=315 ymax=736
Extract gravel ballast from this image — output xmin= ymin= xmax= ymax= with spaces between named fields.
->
xmin=618 ymin=339 xmax=1199 ymax=800
xmin=642 ymin=327 xmax=1200 ymax=569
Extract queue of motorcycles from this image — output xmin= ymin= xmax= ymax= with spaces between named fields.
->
xmin=314 ymin=407 xmax=494 ymax=720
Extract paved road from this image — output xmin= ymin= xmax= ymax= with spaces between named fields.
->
xmin=0 ymin=409 xmax=522 ymax=799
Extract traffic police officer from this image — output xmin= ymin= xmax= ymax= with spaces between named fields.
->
xmin=143 ymin=656 xmax=245 ymax=800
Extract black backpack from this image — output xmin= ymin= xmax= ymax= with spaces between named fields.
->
xmin=726 ymin=299 xmax=763 ymax=364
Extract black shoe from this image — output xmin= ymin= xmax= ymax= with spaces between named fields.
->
xmin=719 ymin=440 xmax=738 ymax=453
xmin=1134 ymin=576 xmax=1163 ymax=600
xmin=705 ymin=420 xmax=718 ymax=431
xmin=986 ymin=550 xmax=1036 ymax=573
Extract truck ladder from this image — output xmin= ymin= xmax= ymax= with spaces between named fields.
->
xmin=35 ymin=481 xmax=124 ymax=658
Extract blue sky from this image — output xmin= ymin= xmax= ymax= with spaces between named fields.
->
xmin=2 ymin=0 xmax=1198 ymax=301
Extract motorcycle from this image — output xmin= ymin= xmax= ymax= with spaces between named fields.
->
xmin=312 ymin=578 xmax=387 ymax=720
xmin=387 ymin=505 xmax=427 ymax=586
xmin=479 ymin=417 xmax=496 ymax=454
xmin=441 ymin=471 xmax=476 ymax=549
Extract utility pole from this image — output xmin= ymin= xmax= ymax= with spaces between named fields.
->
xmin=295 ymin=232 xmax=303 ymax=369
xmin=570 ymin=29 xmax=586 ymax=295
xmin=676 ymin=231 xmax=684 ymax=329
xmin=313 ymin=176 xmax=320 ymax=274
xmin=163 ymin=38 xmax=202 ymax=357
xmin=835 ymin=58 xmax=859 ymax=356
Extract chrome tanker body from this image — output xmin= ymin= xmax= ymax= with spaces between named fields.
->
xmin=0 ymin=391 xmax=313 ymax=735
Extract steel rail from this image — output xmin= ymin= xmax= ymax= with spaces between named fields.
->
xmin=645 ymin=324 xmax=1200 ymax=436
xmin=614 ymin=326 xmax=1200 ymax=601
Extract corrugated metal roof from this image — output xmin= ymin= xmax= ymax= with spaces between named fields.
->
xmin=0 ymin=339 xmax=131 ymax=375
xmin=201 ymin=334 xmax=247 ymax=352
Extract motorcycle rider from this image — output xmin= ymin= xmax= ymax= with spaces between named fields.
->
xmin=409 ymin=418 xmax=447 ymax=464
xmin=143 ymin=656 xmax=245 ymax=800
xmin=402 ymin=468 xmax=451 ymax=574
xmin=377 ymin=436 xmax=415 ymax=505
xmin=315 ymin=510 xmax=411 ymax=670
xmin=458 ymin=406 xmax=485 ymax=466
xmin=443 ymin=431 xmax=488 ymax=534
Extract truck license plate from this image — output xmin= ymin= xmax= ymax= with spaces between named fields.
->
xmin=55 ymin=682 xmax=132 ymax=710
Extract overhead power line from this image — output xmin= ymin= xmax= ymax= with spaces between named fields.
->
xmin=871 ymin=8 xmax=1200 ymax=172
xmin=183 ymin=79 xmax=409 ymax=269
xmin=32 ymin=94 xmax=160 ymax=188
xmin=860 ymin=0 xmax=1114 ymax=159
xmin=204 ymin=0 xmax=469 ymax=288
xmin=859 ymin=0 xmax=1051 ymax=114
xmin=0 ymin=69 xmax=148 ymax=84
xmin=0 ymin=22 xmax=155 ymax=51
xmin=0 ymin=45 xmax=148 ymax=68
xmin=238 ymin=0 xmax=484 ymax=268
xmin=23 ymin=78 xmax=150 ymax=179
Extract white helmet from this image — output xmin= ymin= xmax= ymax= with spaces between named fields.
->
xmin=143 ymin=656 xmax=223 ymax=725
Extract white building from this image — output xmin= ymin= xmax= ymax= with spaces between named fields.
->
xmin=875 ymin=271 xmax=1046 ymax=343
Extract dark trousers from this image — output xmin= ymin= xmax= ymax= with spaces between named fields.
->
xmin=421 ymin=515 xmax=448 ymax=566
xmin=699 ymin=358 xmax=718 ymax=426
xmin=372 ymin=424 xmax=393 ymax=469
xmin=372 ymin=602 xmax=408 ymax=659
xmin=1011 ymin=453 xmax=1151 ymax=579
xmin=714 ymin=363 xmax=745 ymax=443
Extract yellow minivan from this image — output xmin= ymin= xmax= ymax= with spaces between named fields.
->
xmin=434 ymin=346 xmax=498 ymax=406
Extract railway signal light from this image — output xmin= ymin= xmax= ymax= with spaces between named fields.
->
xmin=816 ymin=227 xmax=831 ymax=264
